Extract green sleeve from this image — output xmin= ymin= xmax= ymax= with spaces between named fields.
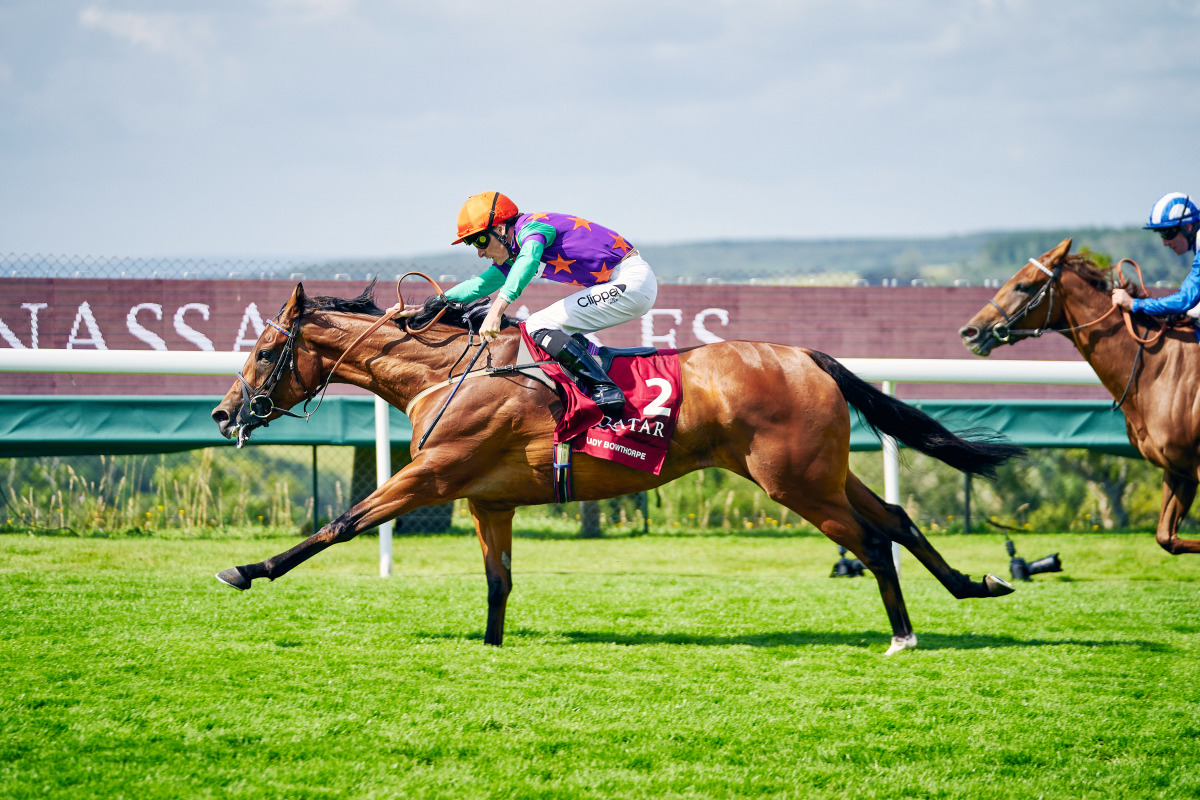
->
xmin=495 ymin=219 xmax=558 ymax=303
xmin=516 ymin=219 xmax=557 ymax=250
xmin=498 ymin=238 xmax=545 ymax=302
xmin=444 ymin=265 xmax=507 ymax=303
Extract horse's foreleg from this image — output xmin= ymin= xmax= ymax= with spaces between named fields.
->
xmin=215 ymin=516 xmax=357 ymax=589
xmin=215 ymin=458 xmax=457 ymax=590
xmin=469 ymin=501 xmax=515 ymax=646
xmin=1156 ymin=471 xmax=1200 ymax=554
xmin=845 ymin=473 xmax=1013 ymax=599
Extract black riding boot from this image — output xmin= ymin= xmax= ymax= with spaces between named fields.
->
xmin=533 ymin=330 xmax=627 ymax=417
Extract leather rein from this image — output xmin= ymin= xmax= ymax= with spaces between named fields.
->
xmin=989 ymin=257 xmax=1169 ymax=345
xmin=987 ymin=257 xmax=1174 ymax=410
xmin=233 ymin=271 xmax=459 ymax=447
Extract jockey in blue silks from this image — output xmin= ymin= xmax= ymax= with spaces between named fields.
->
xmin=1112 ymin=192 xmax=1200 ymax=318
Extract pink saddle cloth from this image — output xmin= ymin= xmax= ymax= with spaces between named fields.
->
xmin=519 ymin=323 xmax=683 ymax=475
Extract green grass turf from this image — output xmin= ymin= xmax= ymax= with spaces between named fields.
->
xmin=1 ymin=531 xmax=1198 ymax=799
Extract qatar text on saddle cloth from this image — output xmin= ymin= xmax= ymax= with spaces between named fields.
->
xmin=519 ymin=324 xmax=682 ymax=475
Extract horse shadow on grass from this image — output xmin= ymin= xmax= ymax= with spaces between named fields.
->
xmin=500 ymin=629 xmax=1173 ymax=652
xmin=418 ymin=629 xmax=1171 ymax=652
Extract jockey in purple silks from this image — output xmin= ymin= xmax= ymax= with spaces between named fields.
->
xmin=432 ymin=191 xmax=657 ymax=416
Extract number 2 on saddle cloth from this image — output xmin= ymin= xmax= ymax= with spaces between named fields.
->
xmin=517 ymin=323 xmax=683 ymax=501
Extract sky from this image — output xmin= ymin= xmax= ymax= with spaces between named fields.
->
xmin=1 ymin=0 xmax=1198 ymax=261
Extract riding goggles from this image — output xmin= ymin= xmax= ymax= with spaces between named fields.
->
xmin=1158 ymin=226 xmax=1182 ymax=240
xmin=463 ymin=231 xmax=490 ymax=249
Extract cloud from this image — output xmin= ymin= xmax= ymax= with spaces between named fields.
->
xmin=0 ymin=0 xmax=1191 ymax=257
xmin=264 ymin=0 xmax=357 ymax=23
xmin=78 ymin=6 xmax=212 ymax=59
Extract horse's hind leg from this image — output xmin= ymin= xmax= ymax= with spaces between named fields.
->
xmin=844 ymin=515 xmax=920 ymax=656
xmin=771 ymin=488 xmax=918 ymax=655
xmin=743 ymin=442 xmax=918 ymax=652
xmin=845 ymin=473 xmax=1013 ymax=599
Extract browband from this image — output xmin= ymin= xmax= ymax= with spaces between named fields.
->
xmin=1028 ymin=258 xmax=1054 ymax=277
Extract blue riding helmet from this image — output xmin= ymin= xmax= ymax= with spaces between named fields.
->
xmin=1144 ymin=192 xmax=1200 ymax=229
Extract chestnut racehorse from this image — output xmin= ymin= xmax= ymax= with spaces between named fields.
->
xmin=960 ymin=237 xmax=1200 ymax=555
xmin=212 ymin=281 xmax=1023 ymax=654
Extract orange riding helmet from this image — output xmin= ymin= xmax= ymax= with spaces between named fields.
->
xmin=452 ymin=191 xmax=520 ymax=244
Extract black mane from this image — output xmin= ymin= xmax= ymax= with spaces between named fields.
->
xmin=302 ymin=279 xmax=387 ymax=318
xmin=299 ymin=278 xmax=516 ymax=331
xmin=1061 ymin=253 xmax=1139 ymax=297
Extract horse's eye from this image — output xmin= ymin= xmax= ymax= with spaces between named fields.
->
xmin=1015 ymin=283 xmax=1033 ymax=294
xmin=258 ymin=349 xmax=274 ymax=363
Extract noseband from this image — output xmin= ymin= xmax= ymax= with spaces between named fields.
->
xmin=235 ymin=317 xmax=313 ymax=435
xmin=988 ymin=258 xmax=1059 ymax=342
xmin=231 ymin=272 xmax=450 ymax=447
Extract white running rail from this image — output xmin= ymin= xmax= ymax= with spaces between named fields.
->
xmin=0 ymin=350 xmax=1104 ymax=577
xmin=0 ymin=349 xmax=1104 ymax=383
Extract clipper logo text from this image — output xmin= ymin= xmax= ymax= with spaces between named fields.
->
xmin=577 ymin=284 xmax=627 ymax=308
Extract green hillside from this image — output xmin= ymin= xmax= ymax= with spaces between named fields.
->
xmin=390 ymin=227 xmax=1191 ymax=287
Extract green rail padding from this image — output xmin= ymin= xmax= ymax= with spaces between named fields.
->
xmin=848 ymin=399 xmax=1137 ymax=457
xmin=0 ymin=396 xmax=1136 ymax=458
xmin=0 ymin=395 xmax=414 ymax=457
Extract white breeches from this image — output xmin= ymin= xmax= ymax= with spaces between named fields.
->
xmin=524 ymin=252 xmax=657 ymax=335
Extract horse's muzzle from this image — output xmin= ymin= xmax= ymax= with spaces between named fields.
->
xmin=211 ymin=401 xmax=258 ymax=446
xmin=958 ymin=324 xmax=997 ymax=357
xmin=211 ymin=405 xmax=237 ymax=439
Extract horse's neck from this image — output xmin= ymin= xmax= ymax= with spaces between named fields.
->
xmin=1059 ymin=280 xmax=1187 ymax=413
xmin=311 ymin=315 xmax=476 ymax=408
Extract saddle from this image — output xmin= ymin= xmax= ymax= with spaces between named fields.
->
xmin=499 ymin=334 xmax=659 ymax=392
xmin=573 ymin=334 xmax=658 ymax=386
xmin=593 ymin=341 xmax=659 ymax=372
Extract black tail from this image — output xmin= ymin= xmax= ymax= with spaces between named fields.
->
xmin=806 ymin=350 xmax=1026 ymax=479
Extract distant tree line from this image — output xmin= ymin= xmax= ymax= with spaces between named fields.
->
xmin=632 ymin=227 xmax=1190 ymax=286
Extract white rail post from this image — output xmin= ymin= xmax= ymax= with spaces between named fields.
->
xmin=881 ymin=380 xmax=902 ymax=576
xmin=374 ymin=396 xmax=393 ymax=577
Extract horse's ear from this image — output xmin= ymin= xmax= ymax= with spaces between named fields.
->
xmin=1043 ymin=237 xmax=1073 ymax=266
xmin=280 ymin=282 xmax=306 ymax=323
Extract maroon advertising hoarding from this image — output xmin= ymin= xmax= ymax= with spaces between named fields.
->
xmin=0 ymin=278 xmax=1107 ymax=400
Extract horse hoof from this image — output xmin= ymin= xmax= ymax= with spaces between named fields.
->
xmin=215 ymin=567 xmax=251 ymax=591
xmin=884 ymin=633 xmax=918 ymax=656
xmin=984 ymin=573 xmax=1015 ymax=596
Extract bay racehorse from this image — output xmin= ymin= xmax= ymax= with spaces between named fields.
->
xmin=959 ymin=237 xmax=1200 ymax=555
xmin=212 ymin=280 xmax=1023 ymax=654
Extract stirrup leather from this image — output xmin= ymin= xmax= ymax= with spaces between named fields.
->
xmin=554 ymin=337 xmax=627 ymax=415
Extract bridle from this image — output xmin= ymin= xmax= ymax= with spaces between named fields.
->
xmin=988 ymin=256 xmax=1167 ymax=346
xmin=234 ymin=316 xmax=313 ymax=444
xmin=232 ymin=272 xmax=460 ymax=448
xmin=987 ymin=256 xmax=1166 ymax=411
xmin=987 ymin=258 xmax=1062 ymax=343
